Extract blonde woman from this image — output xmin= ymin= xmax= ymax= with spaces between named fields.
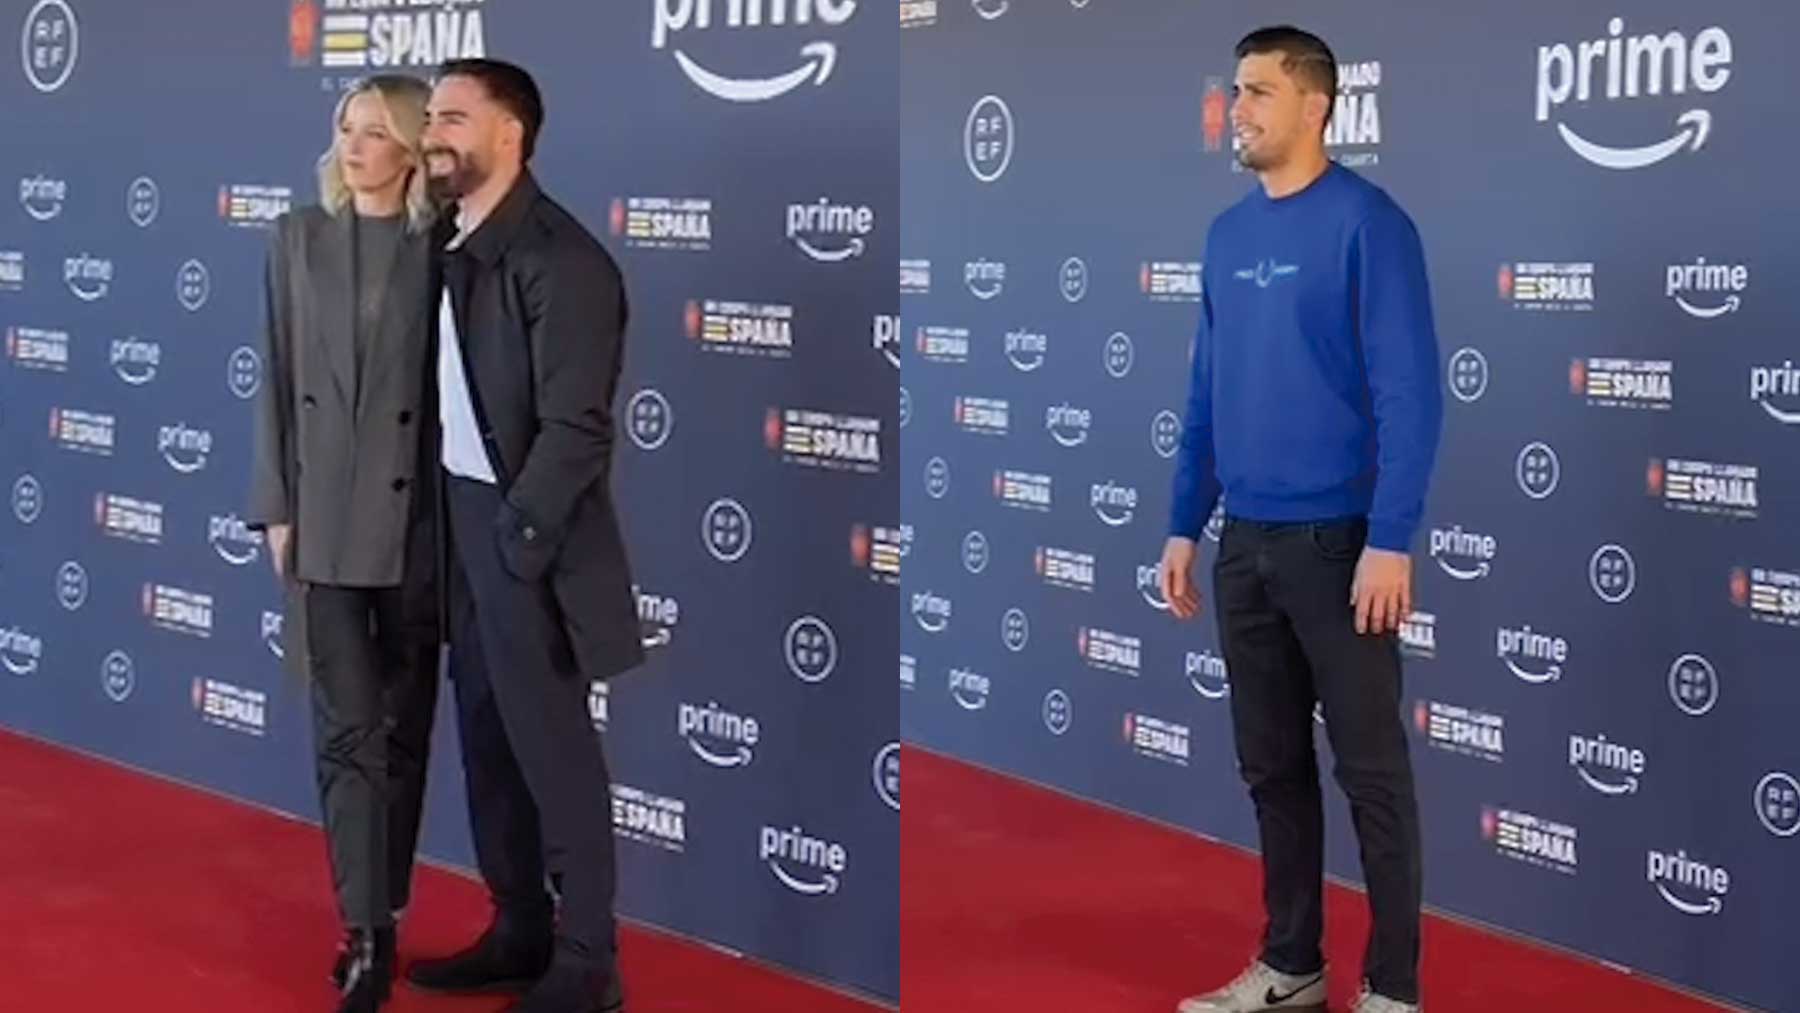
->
xmin=248 ymin=74 xmax=443 ymax=1013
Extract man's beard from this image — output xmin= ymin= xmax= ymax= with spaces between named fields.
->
xmin=424 ymin=147 xmax=488 ymax=202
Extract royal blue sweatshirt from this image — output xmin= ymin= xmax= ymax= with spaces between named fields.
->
xmin=1168 ymin=163 xmax=1442 ymax=553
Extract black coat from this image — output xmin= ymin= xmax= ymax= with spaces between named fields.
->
xmin=434 ymin=171 xmax=644 ymax=682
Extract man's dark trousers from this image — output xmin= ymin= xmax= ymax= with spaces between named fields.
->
xmin=443 ymin=472 xmax=619 ymax=964
xmin=1213 ymin=515 xmax=1423 ymax=1002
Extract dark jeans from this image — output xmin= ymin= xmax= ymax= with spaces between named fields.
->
xmin=444 ymin=474 xmax=619 ymax=965
xmin=1213 ymin=516 xmax=1422 ymax=1001
xmin=304 ymin=583 xmax=439 ymax=931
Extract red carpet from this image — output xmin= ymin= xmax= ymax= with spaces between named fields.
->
xmin=901 ymin=746 xmax=1731 ymax=1012
xmin=0 ymin=728 xmax=881 ymax=1013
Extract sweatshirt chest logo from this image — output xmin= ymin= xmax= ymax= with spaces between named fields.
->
xmin=1233 ymin=258 xmax=1300 ymax=288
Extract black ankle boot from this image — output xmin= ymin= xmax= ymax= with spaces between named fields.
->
xmin=405 ymin=919 xmax=552 ymax=995
xmin=333 ymin=928 xmax=395 ymax=1011
xmin=332 ymin=919 xmax=398 ymax=989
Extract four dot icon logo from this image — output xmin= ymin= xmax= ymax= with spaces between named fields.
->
xmin=1151 ymin=410 xmax=1181 ymax=459
xmin=102 ymin=650 xmax=134 ymax=703
xmin=1754 ymin=773 xmax=1800 ymax=838
xmin=176 ymin=259 xmax=210 ymax=311
xmin=961 ymin=531 xmax=990 ymax=574
xmin=873 ymin=743 xmax=900 ymax=811
xmin=1042 ymin=689 xmax=1072 ymax=736
xmin=924 ymin=456 xmax=950 ymax=499
xmin=227 ymin=346 xmax=263 ymax=400
xmin=702 ymin=498 xmax=752 ymax=563
xmin=1104 ymin=332 xmax=1134 ymax=379
xmin=1668 ymin=654 xmax=1718 ymax=717
xmin=56 ymin=560 xmax=87 ymax=611
xmin=627 ymin=390 xmax=672 ymax=451
xmin=785 ymin=615 xmax=838 ymax=684
xmin=1589 ymin=544 xmax=1636 ymax=604
xmin=1448 ymin=347 xmax=1489 ymax=403
xmin=1001 ymin=607 xmax=1029 ymax=652
xmin=1059 ymin=257 xmax=1088 ymax=303
xmin=964 ymin=95 xmax=1015 ymax=183
xmin=22 ymin=0 xmax=79 ymax=93
xmin=1516 ymin=441 xmax=1561 ymax=500
xmin=12 ymin=475 xmax=43 ymax=524
xmin=127 ymin=177 xmax=160 ymax=228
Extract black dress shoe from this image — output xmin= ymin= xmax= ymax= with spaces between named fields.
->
xmin=502 ymin=958 xmax=625 ymax=1013
xmin=405 ymin=920 xmax=552 ymax=994
xmin=336 ymin=929 xmax=394 ymax=1012
xmin=331 ymin=926 xmax=395 ymax=991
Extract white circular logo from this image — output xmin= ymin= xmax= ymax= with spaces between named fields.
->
xmin=702 ymin=498 xmax=752 ymax=563
xmin=1205 ymin=502 xmax=1226 ymax=543
xmin=1448 ymin=347 xmax=1489 ymax=403
xmin=127 ymin=176 xmax=159 ymax=227
xmin=102 ymin=650 xmax=134 ymax=702
xmin=1151 ymin=410 xmax=1182 ymax=458
xmin=21 ymin=0 xmax=78 ymax=94
xmin=899 ymin=386 xmax=913 ymax=428
xmin=785 ymin=615 xmax=837 ymax=683
xmin=1001 ymin=607 xmax=1030 ymax=652
xmin=1104 ymin=332 xmax=1134 ymax=379
xmin=1516 ymin=441 xmax=1560 ymax=500
xmin=227 ymin=346 xmax=263 ymax=400
xmin=962 ymin=531 xmax=990 ymax=574
xmin=176 ymin=259 xmax=210 ymax=311
xmin=924 ymin=456 xmax=950 ymax=499
xmin=873 ymin=743 xmax=900 ymax=811
xmin=964 ymin=94 xmax=1015 ymax=183
xmin=1059 ymin=257 xmax=1088 ymax=302
xmin=56 ymin=560 xmax=87 ymax=610
xmin=1589 ymin=544 xmax=1636 ymax=603
xmin=1042 ymin=689 xmax=1072 ymax=735
xmin=1668 ymin=653 xmax=1718 ymax=717
xmin=626 ymin=389 xmax=672 ymax=451
xmin=1754 ymin=772 xmax=1800 ymax=838
xmin=12 ymin=474 xmax=43 ymax=523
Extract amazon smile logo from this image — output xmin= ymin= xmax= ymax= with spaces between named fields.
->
xmin=652 ymin=0 xmax=855 ymax=103
xmin=760 ymin=824 xmax=848 ymax=896
xmin=1647 ymin=849 xmax=1729 ymax=916
xmin=1535 ymin=17 xmax=1733 ymax=170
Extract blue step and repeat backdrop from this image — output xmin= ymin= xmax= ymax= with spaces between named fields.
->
xmin=901 ymin=2 xmax=1795 ymax=1010
xmin=1 ymin=0 xmax=897 ymax=1002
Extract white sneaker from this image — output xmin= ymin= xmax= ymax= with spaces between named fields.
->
xmin=1351 ymin=986 xmax=1420 ymax=1013
xmin=1176 ymin=960 xmax=1328 ymax=1012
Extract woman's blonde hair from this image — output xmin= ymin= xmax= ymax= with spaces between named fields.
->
xmin=316 ymin=74 xmax=435 ymax=232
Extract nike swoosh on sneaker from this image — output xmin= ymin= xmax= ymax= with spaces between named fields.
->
xmin=1264 ymin=974 xmax=1324 ymax=1006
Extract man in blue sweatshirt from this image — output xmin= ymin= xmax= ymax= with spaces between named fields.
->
xmin=1162 ymin=26 xmax=1441 ymax=1013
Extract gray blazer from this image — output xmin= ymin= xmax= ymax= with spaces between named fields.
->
xmin=247 ymin=204 xmax=434 ymax=596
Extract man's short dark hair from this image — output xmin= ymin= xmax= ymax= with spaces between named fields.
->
xmin=1235 ymin=26 xmax=1338 ymax=125
xmin=439 ymin=58 xmax=545 ymax=161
